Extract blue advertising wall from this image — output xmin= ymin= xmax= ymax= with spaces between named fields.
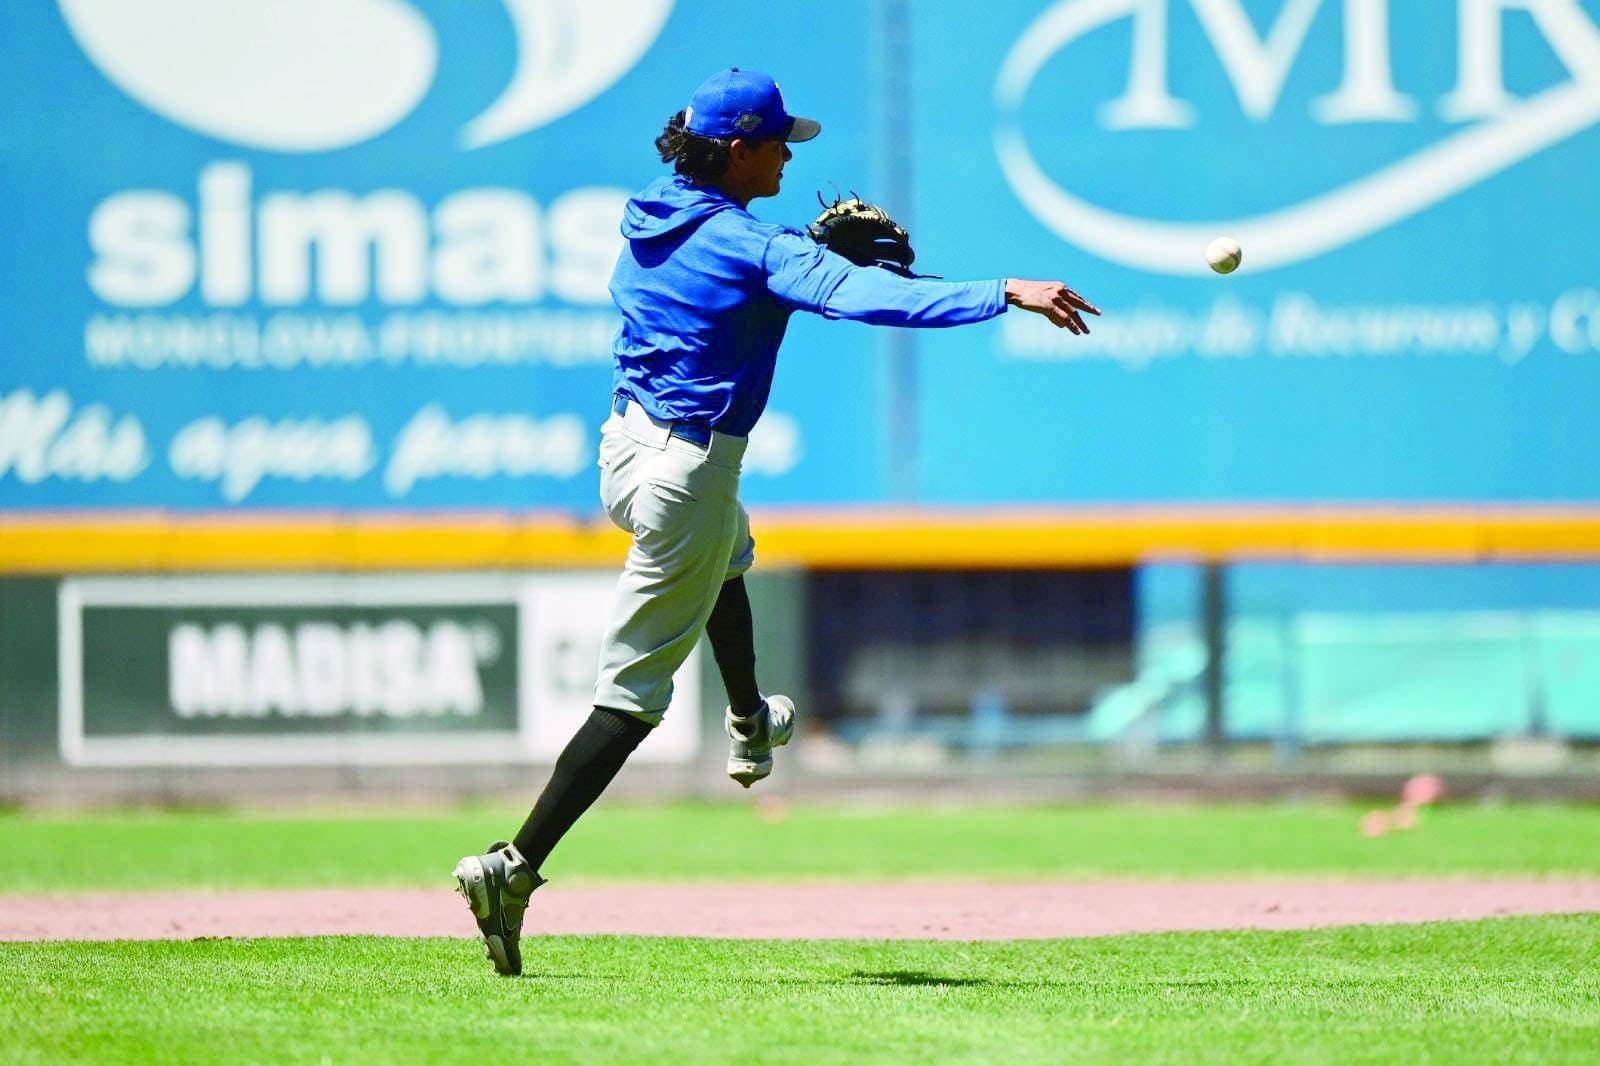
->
xmin=0 ymin=0 xmax=885 ymax=512
xmin=911 ymin=0 xmax=1600 ymax=503
xmin=3 ymin=0 xmax=1600 ymax=521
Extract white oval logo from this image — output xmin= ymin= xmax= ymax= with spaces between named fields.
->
xmin=994 ymin=0 xmax=1600 ymax=275
xmin=58 ymin=0 xmax=674 ymax=153
xmin=461 ymin=0 xmax=676 ymax=149
xmin=58 ymin=0 xmax=438 ymax=152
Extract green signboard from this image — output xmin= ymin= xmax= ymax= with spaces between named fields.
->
xmin=60 ymin=576 xmax=521 ymax=765
xmin=84 ymin=605 xmax=518 ymax=734
xmin=57 ymin=575 xmax=703 ymax=766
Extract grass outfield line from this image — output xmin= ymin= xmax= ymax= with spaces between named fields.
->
xmin=2 ymin=803 xmax=1599 ymax=892
xmin=2 ymin=918 xmax=1596 ymax=1064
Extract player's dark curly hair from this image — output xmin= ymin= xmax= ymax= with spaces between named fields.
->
xmin=655 ymin=110 xmax=733 ymax=182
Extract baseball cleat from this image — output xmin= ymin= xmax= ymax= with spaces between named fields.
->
xmin=452 ymin=839 xmax=543 ymax=976
xmin=726 ymin=695 xmax=795 ymax=788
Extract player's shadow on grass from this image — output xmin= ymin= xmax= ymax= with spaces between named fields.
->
xmin=526 ymin=969 xmax=993 ymax=987
xmin=522 ymin=967 xmax=1004 ymax=988
xmin=845 ymin=969 xmax=990 ymax=988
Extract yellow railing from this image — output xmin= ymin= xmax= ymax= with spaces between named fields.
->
xmin=7 ymin=506 xmax=1600 ymax=571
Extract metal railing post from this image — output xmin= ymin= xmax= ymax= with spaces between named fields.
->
xmin=1202 ymin=561 xmax=1227 ymax=750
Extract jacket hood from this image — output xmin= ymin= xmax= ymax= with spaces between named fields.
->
xmin=621 ymin=175 xmax=741 ymax=240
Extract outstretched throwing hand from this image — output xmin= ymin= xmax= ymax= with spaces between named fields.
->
xmin=1005 ymin=279 xmax=1101 ymax=334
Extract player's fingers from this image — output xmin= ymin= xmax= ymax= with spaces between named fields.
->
xmin=1053 ymin=297 xmax=1088 ymax=334
xmin=1045 ymin=297 xmax=1082 ymax=334
xmin=1053 ymin=285 xmax=1096 ymax=315
xmin=1063 ymin=288 xmax=1101 ymax=315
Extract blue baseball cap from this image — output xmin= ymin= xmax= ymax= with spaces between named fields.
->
xmin=684 ymin=68 xmax=821 ymax=143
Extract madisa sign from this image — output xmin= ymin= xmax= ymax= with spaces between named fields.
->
xmin=56 ymin=574 xmax=703 ymax=767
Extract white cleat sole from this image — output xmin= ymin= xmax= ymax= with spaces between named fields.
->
xmin=453 ymin=854 xmax=518 ymax=975
xmin=453 ymin=856 xmax=490 ymax=919
xmin=482 ymin=934 xmax=512 ymax=973
xmin=727 ymin=755 xmax=773 ymax=789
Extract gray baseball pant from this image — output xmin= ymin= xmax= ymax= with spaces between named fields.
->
xmin=592 ymin=400 xmax=753 ymax=724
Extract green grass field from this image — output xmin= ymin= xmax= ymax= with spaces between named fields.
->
xmin=2 ymin=801 xmax=1598 ymax=890
xmin=4 ymin=802 xmax=1599 ymax=1063
xmin=4 ymin=920 xmax=1596 ymax=1064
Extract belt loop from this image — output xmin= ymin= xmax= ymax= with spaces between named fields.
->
xmin=619 ymin=395 xmax=670 ymax=447
xmin=705 ymin=429 xmax=749 ymax=467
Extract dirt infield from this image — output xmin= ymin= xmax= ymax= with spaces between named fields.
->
xmin=4 ymin=879 xmax=1599 ymax=941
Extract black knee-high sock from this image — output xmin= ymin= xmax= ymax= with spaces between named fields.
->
xmin=511 ymin=707 xmax=652 ymax=872
xmin=705 ymin=576 xmax=762 ymax=716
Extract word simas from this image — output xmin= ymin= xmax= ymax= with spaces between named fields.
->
xmin=89 ymin=162 xmax=627 ymax=308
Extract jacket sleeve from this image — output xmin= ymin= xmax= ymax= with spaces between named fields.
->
xmin=763 ymin=231 xmax=1007 ymax=328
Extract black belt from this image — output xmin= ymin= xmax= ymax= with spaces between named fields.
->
xmin=612 ymin=395 xmax=712 ymax=447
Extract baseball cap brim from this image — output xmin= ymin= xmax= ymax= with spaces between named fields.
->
xmin=785 ymin=116 xmax=821 ymax=142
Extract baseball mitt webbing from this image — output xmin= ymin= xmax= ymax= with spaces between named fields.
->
xmin=807 ymin=193 xmax=921 ymax=277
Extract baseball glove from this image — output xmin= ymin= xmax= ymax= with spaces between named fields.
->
xmin=807 ymin=193 xmax=926 ymax=277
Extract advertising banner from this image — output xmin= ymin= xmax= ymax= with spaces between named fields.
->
xmin=910 ymin=0 xmax=1600 ymax=503
xmin=5 ymin=1 xmax=1600 ymax=532
xmin=58 ymin=573 xmax=701 ymax=766
xmin=0 ymin=1 xmax=886 ymax=513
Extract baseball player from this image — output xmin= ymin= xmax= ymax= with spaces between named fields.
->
xmin=453 ymin=67 xmax=1099 ymax=976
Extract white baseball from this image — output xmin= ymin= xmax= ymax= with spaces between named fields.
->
xmin=1206 ymin=236 xmax=1242 ymax=275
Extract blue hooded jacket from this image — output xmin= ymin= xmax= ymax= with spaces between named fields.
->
xmin=609 ymin=175 xmax=1007 ymax=437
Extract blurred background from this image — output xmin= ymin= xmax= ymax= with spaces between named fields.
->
xmin=4 ymin=0 xmax=1600 ymax=805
